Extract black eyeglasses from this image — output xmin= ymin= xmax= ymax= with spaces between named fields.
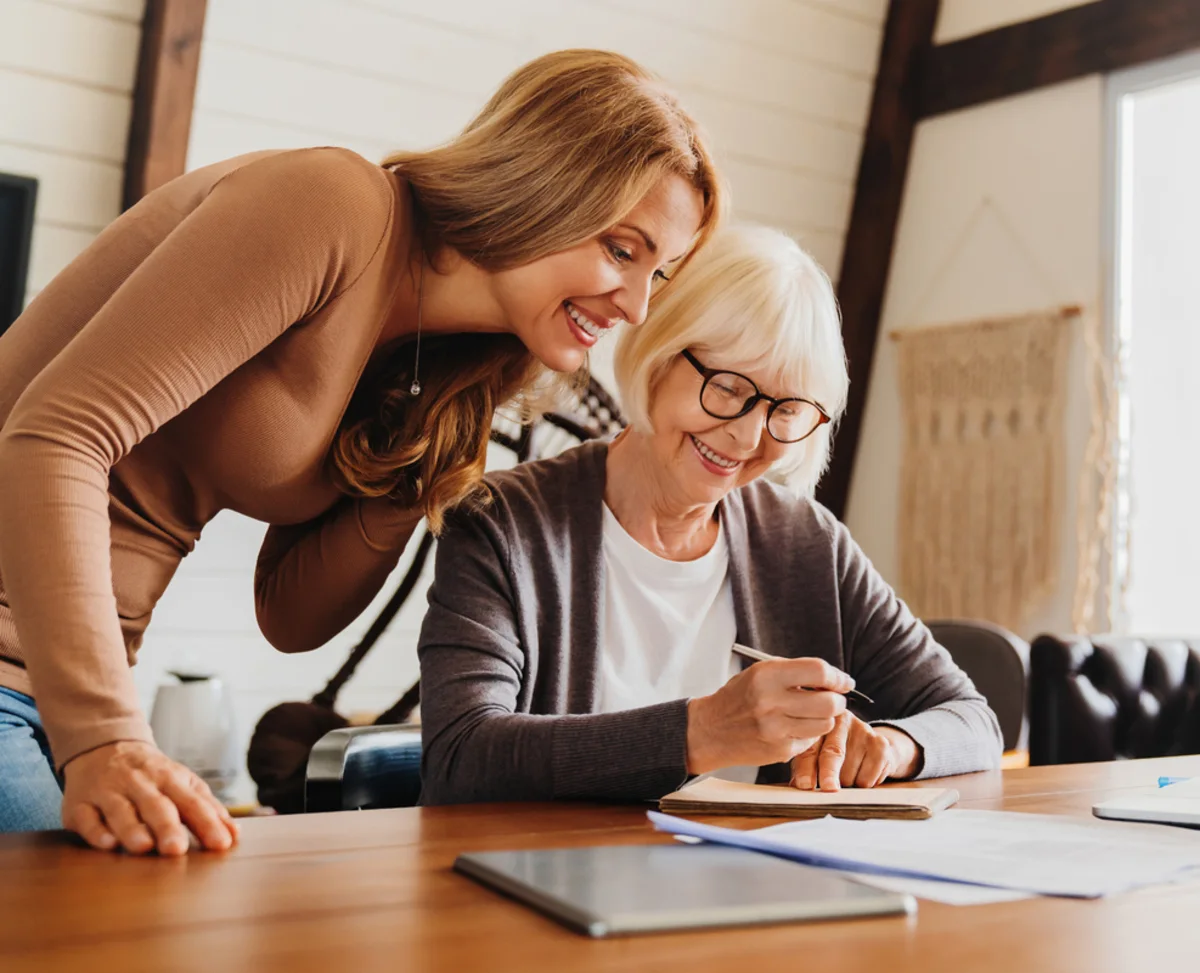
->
xmin=682 ymin=349 xmax=831 ymax=444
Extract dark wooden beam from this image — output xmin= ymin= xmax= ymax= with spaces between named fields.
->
xmin=123 ymin=0 xmax=207 ymax=210
xmin=816 ymin=0 xmax=940 ymax=521
xmin=919 ymin=0 xmax=1200 ymax=119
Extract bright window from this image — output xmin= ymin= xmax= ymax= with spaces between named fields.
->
xmin=1109 ymin=52 xmax=1200 ymax=633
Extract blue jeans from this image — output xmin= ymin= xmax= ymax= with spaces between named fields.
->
xmin=0 ymin=687 xmax=63 ymax=832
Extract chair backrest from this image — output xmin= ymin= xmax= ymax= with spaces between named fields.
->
xmin=1029 ymin=635 xmax=1200 ymax=766
xmin=490 ymin=375 xmax=627 ymax=463
xmin=305 ymin=724 xmax=423 ymax=812
xmin=926 ymin=619 xmax=1030 ymax=751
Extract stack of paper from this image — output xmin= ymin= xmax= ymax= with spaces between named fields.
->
xmin=649 ymin=808 xmax=1200 ymax=899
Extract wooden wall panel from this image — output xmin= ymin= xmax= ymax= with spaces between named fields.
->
xmin=920 ymin=0 xmax=1200 ymax=119
xmin=816 ymin=0 xmax=940 ymax=519
xmin=123 ymin=0 xmax=207 ymax=208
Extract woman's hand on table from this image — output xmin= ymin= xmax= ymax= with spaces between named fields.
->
xmin=61 ymin=741 xmax=239 ymax=856
xmin=686 ymin=657 xmax=854 ymax=775
xmin=789 ymin=712 xmax=921 ymax=791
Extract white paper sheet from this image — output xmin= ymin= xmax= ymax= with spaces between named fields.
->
xmin=854 ymin=860 xmax=1200 ymax=905
xmin=846 ymin=872 xmax=1034 ymax=906
xmin=670 ymin=832 xmax=1031 ymax=905
xmin=649 ymin=808 xmax=1200 ymax=899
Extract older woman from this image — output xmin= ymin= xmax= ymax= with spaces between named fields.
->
xmin=417 ymin=225 xmax=1001 ymax=804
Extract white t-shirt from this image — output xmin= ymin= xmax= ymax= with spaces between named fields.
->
xmin=597 ymin=504 xmax=756 ymax=783
xmin=597 ymin=503 xmax=740 ymax=713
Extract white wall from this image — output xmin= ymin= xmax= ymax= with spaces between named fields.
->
xmin=137 ymin=0 xmax=889 ymax=801
xmin=0 ymin=0 xmax=143 ymax=303
xmin=844 ymin=55 xmax=1104 ymax=640
xmin=188 ymin=0 xmax=889 ymax=274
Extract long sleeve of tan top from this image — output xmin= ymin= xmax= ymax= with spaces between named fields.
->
xmin=254 ymin=496 xmax=424 ymax=654
xmin=0 ymin=150 xmax=397 ymax=766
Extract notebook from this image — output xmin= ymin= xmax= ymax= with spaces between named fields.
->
xmin=659 ymin=776 xmax=959 ymax=820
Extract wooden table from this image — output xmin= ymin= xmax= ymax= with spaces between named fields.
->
xmin=3 ymin=756 xmax=1200 ymax=973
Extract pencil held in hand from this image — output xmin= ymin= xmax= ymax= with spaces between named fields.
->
xmin=731 ymin=643 xmax=874 ymax=706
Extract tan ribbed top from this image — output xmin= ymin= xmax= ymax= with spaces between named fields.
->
xmin=0 ymin=148 xmax=421 ymax=766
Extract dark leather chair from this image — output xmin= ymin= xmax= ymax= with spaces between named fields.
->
xmin=305 ymin=724 xmax=423 ymax=812
xmin=926 ymin=619 xmax=1030 ymax=752
xmin=1029 ymin=635 xmax=1200 ymax=765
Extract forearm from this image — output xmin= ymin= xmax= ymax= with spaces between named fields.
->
xmin=420 ymin=698 xmax=691 ymax=805
xmin=0 ymin=435 xmax=152 ymax=766
xmin=255 ymin=497 xmax=421 ymax=653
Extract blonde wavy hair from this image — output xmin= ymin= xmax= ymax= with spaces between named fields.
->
xmin=331 ymin=49 xmax=724 ymax=532
xmin=614 ymin=224 xmax=848 ymax=497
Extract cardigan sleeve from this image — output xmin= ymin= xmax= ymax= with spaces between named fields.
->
xmin=417 ymin=507 xmax=693 ymax=805
xmin=831 ymin=516 xmax=1004 ymax=778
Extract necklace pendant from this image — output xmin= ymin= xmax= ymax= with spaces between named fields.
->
xmin=410 ymin=380 xmax=422 ymax=396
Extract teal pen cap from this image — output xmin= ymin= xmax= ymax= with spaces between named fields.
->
xmin=1157 ymin=776 xmax=1191 ymax=788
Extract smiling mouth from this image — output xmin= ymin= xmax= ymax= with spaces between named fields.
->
xmin=690 ymin=434 xmax=743 ymax=473
xmin=564 ymin=301 xmax=615 ymax=342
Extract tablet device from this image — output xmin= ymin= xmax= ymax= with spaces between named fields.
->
xmin=454 ymin=842 xmax=915 ymax=938
xmin=1093 ymin=777 xmax=1200 ymax=828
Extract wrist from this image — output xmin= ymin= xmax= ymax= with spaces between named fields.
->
xmin=685 ymin=696 xmax=721 ymax=775
xmin=62 ymin=738 xmax=155 ymax=777
xmin=876 ymin=726 xmax=921 ymax=779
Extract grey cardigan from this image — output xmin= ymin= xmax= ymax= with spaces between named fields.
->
xmin=418 ymin=440 xmax=1002 ymax=805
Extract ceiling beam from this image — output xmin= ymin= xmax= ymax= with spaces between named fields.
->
xmin=123 ymin=0 xmax=208 ymax=210
xmin=919 ymin=0 xmax=1200 ymax=119
xmin=815 ymin=0 xmax=940 ymax=520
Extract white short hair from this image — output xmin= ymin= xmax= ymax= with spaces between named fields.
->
xmin=613 ymin=224 xmax=848 ymax=495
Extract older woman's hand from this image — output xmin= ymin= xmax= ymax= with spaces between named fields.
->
xmin=686 ymin=658 xmax=855 ymax=775
xmin=789 ymin=712 xmax=921 ymax=790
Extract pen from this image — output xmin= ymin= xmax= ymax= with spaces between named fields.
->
xmin=1158 ymin=776 xmax=1192 ymax=788
xmin=731 ymin=643 xmax=874 ymax=706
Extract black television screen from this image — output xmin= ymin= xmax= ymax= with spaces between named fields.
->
xmin=0 ymin=173 xmax=38 ymax=336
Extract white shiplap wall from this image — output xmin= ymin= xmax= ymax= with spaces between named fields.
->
xmin=7 ymin=0 xmax=887 ymax=801
xmin=189 ymin=0 xmax=887 ymax=273
xmin=0 ymin=0 xmax=144 ymax=301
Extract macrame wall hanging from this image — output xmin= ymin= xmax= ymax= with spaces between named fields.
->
xmin=893 ymin=307 xmax=1076 ymax=630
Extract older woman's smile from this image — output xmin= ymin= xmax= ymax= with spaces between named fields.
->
xmin=689 ymin=434 xmax=742 ymax=474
